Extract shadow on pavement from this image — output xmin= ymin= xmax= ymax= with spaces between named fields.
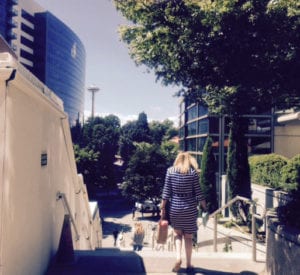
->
xmin=47 ymin=248 xmax=147 ymax=275
xmin=174 ymin=267 xmax=258 ymax=275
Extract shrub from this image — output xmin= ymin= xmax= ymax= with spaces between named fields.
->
xmin=200 ymin=136 xmax=218 ymax=213
xmin=277 ymin=155 xmax=300 ymax=229
xmin=281 ymin=154 xmax=300 ymax=192
xmin=249 ymin=154 xmax=288 ymax=189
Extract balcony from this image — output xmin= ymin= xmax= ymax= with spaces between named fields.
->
xmin=7 ymin=30 xmax=17 ymax=40
xmin=8 ymin=7 xmax=18 ymax=17
xmin=7 ymin=18 xmax=18 ymax=28
xmin=8 ymin=0 xmax=18 ymax=5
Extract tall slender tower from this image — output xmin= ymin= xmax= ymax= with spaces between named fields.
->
xmin=88 ymin=85 xmax=100 ymax=119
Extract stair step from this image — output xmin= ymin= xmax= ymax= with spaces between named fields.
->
xmin=46 ymin=247 xmax=266 ymax=275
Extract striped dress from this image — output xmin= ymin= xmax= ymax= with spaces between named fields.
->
xmin=162 ymin=166 xmax=205 ymax=234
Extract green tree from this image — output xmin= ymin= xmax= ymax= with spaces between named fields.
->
xmin=73 ymin=144 xmax=99 ymax=188
xmin=135 ymin=112 xmax=151 ymax=142
xmin=114 ymin=0 xmax=299 ymax=204
xmin=227 ymin=117 xmax=251 ymax=219
xmin=114 ymin=0 xmax=299 ymax=112
xmin=119 ymin=121 xmax=138 ymax=164
xmin=121 ymin=142 xmax=168 ymax=201
xmin=149 ymin=119 xmax=178 ymax=144
xmin=200 ymin=136 xmax=218 ymax=213
xmin=71 ymin=115 xmax=121 ymax=195
xmin=160 ymin=140 xmax=179 ymax=167
xmin=119 ymin=112 xmax=152 ymax=164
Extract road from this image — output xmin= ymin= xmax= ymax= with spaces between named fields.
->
xmin=97 ymin=193 xmax=160 ymax=250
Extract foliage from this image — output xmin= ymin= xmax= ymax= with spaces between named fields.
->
xmin=71 ymin=115 xmax=121 ymax=194
xmin=248 ymin=153 xmax=300 ymax=229
xmin=119 ymin=112 xmax=152 ymax=164
xmin=281 ymin=154 xmax=300 ymax=192
xmin=249 ymin=153 xmax=288 ymax=189
xmin=73 ymin=144 xmax=99 ymax=188
xmin=277 ymin=155 xmax=300 ymax=228
xmin=114 ymin=0 xmax=300 ymax=114
xmin=119 ymin=121 xmax=139 ymax=164
xmin=200 ymin=136 xmax=218 ymax=213
xmin=160 ymin=140 xmax=179 ymax=167
xmin=227 ymin=117 xmax=251 ymax=219
xmin=227 ymin=117 xmax=251 ymax=200
xmin=149 ymin=119 xmax=178 ymax=144
xmin=114 ymin=0 xmax=299 ymax=215
xmin=121 ymin=142 xmax=169 ymax=201
xmin=277 ymin=188 xmax=300 ymax=230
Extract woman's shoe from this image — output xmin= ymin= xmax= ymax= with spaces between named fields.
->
xmin=172 ymin=260 xmax=182 ymax=272
xmin=186 ymin=265 xmax=195 ymax=273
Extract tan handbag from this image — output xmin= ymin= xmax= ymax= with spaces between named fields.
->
xmin=156 ymin=220 xmax=168 ymax=244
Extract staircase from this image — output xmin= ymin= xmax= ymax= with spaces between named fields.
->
xmin=46 ymin=247 xmax=266 ymax=275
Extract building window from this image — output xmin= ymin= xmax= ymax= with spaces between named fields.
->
xmin=187 ymin=138 xmax=197 ymax=151
xmin=198 ymin=137 xmax=207 ymax=151
xmin=187 ymin=121 xmax=197 ymax=136
xmin=199 ymin=105 xmax=208 ymax=117
xmin=187 ymin=105 xmax=198 ymax=121
xmin=198 ymin=119 xmax=208 ymax=134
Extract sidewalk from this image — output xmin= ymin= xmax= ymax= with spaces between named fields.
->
xmin=48 ymin=197 xmax=266 ymax=275
xmin=101 ymin=210 xmax=266 ymax=274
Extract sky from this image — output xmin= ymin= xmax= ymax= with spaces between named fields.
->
xmin=35 ymin=0 xmax=180 ymax=125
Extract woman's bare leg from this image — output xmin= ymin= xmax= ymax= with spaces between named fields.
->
xmin=184 ymin=233 xmax=193 ymax=267
xmin=174 ymin=229 xmax=183 ymax=263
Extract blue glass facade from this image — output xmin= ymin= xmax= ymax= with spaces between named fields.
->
xmin=179 ymin=100 xmax=273 ymax=169
xmin=0 ymin=1 xmax=7 ymax=38
xmin=0 ymin=0 xmax=17 ymax=43
xmin=33 ymin=12 xmax=86 ymax=125
xmin=0 ymin=1 xmax=85 ymax=125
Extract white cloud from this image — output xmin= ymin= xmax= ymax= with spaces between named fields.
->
xmin=84 ymin=110 xmax=178 ymax=127
xmin=84 ymin=110 xmax=138 ymax=125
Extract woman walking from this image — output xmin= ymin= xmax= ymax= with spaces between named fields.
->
xmin=160 ymin=152 xmax=207 ymax=273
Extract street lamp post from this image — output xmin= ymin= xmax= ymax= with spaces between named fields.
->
xmin=88 ymin=85 xmax=100 ymax=119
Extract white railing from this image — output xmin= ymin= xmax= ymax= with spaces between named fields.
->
xmin=148 ymin=195 xmax=266 ymax=261
xmin=56 ymin=192 xmax=80 ymax=241
xmin=206 ymin=195 xmax=266 ymax=261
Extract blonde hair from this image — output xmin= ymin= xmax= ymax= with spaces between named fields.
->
xmin=173 ymin=152 xmax=198 ymax=174
xmin=134 ymin=222 xmax=144 ymax=234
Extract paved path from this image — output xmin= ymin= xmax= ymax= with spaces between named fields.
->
xmin=98 ymin=194 xmax=266 ymax=274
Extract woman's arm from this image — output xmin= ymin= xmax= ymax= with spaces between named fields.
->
xmin=160 ymin=199 xmax=167 ymax=219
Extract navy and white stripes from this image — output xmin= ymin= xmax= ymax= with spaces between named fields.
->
xmin=162 ymin=167 xmax=205 ymax=233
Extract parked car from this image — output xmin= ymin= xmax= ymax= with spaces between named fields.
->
xmin=135 ymin=199 xmax=160 ymax=216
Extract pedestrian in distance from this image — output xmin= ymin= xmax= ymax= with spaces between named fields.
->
xmin=117 ymin=230 xmax=125 ymax=248
xmin=160 ymin=152 xmax=207 ymax=273
xmin=132 ymin=206 xmax=136 ymax=220
xmin=113 ymin=228 xmax=119 ymax=247
xmin=132 ymin=222 xmax=145 ymax=251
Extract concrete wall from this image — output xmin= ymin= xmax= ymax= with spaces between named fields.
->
xmin=266 ymin=216 xmax=300 ymax=275
xmin=274 ymin=122 xmax=300 ymax=159
xmin=0 ymin=52 xmax=101 ymax=275
xmin=251 ymin=184 xmax=289 ymax=217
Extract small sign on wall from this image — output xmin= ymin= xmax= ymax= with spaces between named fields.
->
xmin=41 ymin=152 xmax=47 ymax=166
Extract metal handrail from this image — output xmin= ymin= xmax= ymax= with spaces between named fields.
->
xmin=147 ymin=195 xmax=266 ymax=261
xmin=56 ymin=192 xmax=80 ymax=241
xmin=204 ymin=195 xmax=266 ymax=261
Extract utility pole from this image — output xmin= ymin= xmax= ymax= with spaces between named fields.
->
xmin=87 ymin=85 xmax=100 ymax=119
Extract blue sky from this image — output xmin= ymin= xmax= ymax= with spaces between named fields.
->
xmin=35 ymin=0 xmax=180 ymax=125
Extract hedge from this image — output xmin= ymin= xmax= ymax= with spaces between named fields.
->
xmin=249 ymin=154 xmax=288 ymax=189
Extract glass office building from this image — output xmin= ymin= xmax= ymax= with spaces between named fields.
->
xmin=179 ymin=98 xmax=274 ymax=174
xmin=0 ymin=0 xmax=86 ymax=125
xmin=33 ymin=12 xmax=85 ymax=125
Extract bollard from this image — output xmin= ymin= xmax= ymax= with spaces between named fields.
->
xmin=214 ymin=215 xmax=217 ymax=252
xmin=251 ymin=203 xmax=257 ymax=261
